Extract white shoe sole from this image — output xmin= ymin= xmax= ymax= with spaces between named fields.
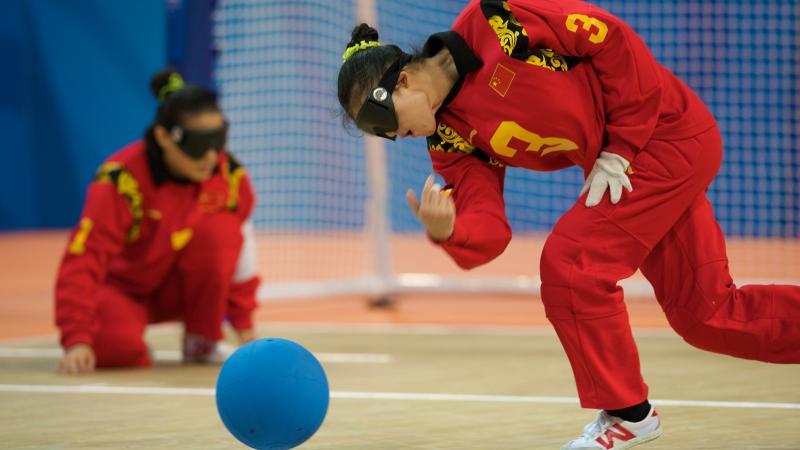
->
xmin=612 ymin=426 xmax=662 ymax=450
xmin=560 ymin=425 xmax=662 ymax=450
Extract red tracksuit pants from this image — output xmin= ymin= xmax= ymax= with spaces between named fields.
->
xmin=540 ymin=125 xmax=800 ymax=409
xmin=91 ymin=214 xmax=242 ymax=368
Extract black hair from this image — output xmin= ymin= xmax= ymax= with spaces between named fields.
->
xmin=337 ymin=23 xmax=423 ymax=125
xmin=144 ymin=68 xmax=221 ymax=150
xmin=149 ymin=68 xmax=220 ymax=130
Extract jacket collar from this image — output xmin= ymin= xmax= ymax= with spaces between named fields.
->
xmin=145 ymin=133 xmax=194 ymax=186
xmin=422 ymin=31 xmax=482 ymax=106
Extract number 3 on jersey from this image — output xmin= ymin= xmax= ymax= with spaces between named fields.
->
xmin=489 ymin=121 xmax=578 ymax=158
xmin=565 ymin=13 xmax=608 ymax=44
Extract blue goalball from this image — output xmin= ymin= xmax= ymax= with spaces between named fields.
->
xmin=215 ymin=338 xmax=330 ymax=450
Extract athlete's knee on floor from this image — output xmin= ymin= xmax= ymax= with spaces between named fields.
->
xmin=93 ymin=330 xmax=150 ymax=367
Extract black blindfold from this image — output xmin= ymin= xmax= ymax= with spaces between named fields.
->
xmin=170 ymin=121 xmax=229 ymax=159
xmin=354 ymin=53 xmax=412 ymax=141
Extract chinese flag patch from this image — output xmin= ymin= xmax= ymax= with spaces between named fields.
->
xmin=489 ymin=63 xmax=516 ymax=97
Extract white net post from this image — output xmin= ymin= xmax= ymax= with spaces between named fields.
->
xmin=358 ymin=0 xmax=396 ymax=301
xmin=364 ymin=134 xmax=394 ymax=299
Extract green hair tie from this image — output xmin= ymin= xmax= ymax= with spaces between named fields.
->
xmin=158 ymin=73 xmax=186 ymax=101
xmin=342 ymin=40 xmax=381 ymax=62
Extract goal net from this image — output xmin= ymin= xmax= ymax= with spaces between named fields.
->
xmin=212 ymin=0 xmax=799 ymax=301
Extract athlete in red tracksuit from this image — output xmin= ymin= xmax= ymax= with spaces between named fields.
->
xmin=337 ymin=0 xmax=800 ymax=448
xmin=56 ymin=70 xmax=260 ymax=374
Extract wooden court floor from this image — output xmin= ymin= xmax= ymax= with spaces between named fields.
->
xmin=1 ymin=325 xmax=799 ymax=449
xmin=1 ymin=231 xmax=799 ymax=449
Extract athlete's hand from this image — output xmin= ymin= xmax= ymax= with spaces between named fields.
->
xmin=406 ymin=175 xmax=455 ymax=241
xmin=58 ymin=344 xmax=96 ymax=375
xmin=236 ymin=328 xmax=256 ymax=345
xmin=581 ymin=151 xmax=633 ymax=207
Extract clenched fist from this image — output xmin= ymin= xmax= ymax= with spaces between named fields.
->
xmin=406 ymin=175 xmax=455 ymax=241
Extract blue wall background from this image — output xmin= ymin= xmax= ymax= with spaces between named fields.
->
xmin=0 ymin=0 xmax=166 ymax=229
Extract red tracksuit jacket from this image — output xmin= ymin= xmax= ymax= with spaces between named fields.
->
xmin=427 ymin=0 xmax=716 ymax=269
xmin=55 ymin=139 xmax=259 ymax=349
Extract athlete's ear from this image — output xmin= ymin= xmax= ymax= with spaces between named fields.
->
xmin=396 ymin=71 xmax=410 ymax=89
xmin=153 ymin=125 xmax=172 ymax=148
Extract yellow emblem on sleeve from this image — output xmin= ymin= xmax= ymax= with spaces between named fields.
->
xmin=171 ymin=228 xmax=193 ymax=251
xmin=68 ymin=217 xmax=94 ymax=255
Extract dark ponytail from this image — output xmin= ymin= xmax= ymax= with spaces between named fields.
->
xmin=337 ymin=24 xmax=408 ymax=123
xmin=149 ymin=68 xmax=220 ymax=130
xmin=347 ymin=23 xmax=379 ymax=48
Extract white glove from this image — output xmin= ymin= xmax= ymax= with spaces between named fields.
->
xmin=580 ymin=152 xmax=633 ymax=207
